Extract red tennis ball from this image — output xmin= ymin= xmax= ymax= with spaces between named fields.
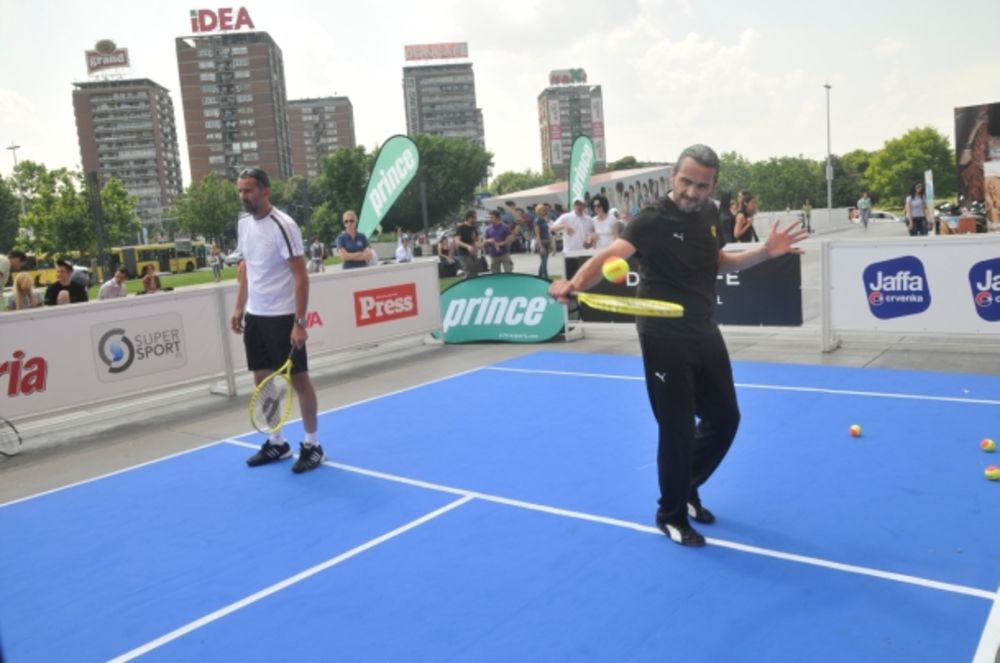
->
xmin=849 ymin=424 xmax=862 ymax=438
xmin=981 ymin=438 xmax=997 ymax=452
xmin=985 ymin=465 xmax=1000 ymax=481
xmin=601 ymin=257 xmax=629 ymax=284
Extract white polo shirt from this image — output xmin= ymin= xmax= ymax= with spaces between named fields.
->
xmin=554 ymin=211 xmax=594 ymax=251
xmin=236 ymin=207 xmax=304 ymax=316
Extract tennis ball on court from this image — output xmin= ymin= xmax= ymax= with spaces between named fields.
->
xmin=602 ymin=257 xmax=629 ymax=284
xmin=849 ymin=424 xmax=862 ymax=438
xmin=981 ymin=438 xmax=997 ymax=452
xmin=985 ymin=465 xmax=1000 ymax=481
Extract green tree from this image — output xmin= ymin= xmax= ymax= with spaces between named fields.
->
xmin=382 ymin=134 xmax=493 ymax=232
xmin=716 ymin=152 xmax=753 ymax=197
xmin=749 ymin=156 xmax=823 ymax=209
xmin=315 ymin=146 xmax=373 ymax=217
xmin=270 ymin=175 xmax=316 ymax=229
xmin=0 ymin=176 xmax=19 ymax=252
xmin=308 ymin=202 xmax=341 ymax=246
xmin=18 ymin=168 xmax=90 ymax=253
xmin=488 ymin=169 xmax=556 ymax=195
xmin=608 ymin=155 xmax=639 ymax=171
xmin=866 ymin=127 xmax=955 ymax=204
xmin=172 ymin=174 xmax=241 ymax=244
xmin=98 ymin=178 xmax=142 ymax=245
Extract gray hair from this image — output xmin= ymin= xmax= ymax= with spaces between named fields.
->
xmin=676 ymin=144 xmax=720 ymax=181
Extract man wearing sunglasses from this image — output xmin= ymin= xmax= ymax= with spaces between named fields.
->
xmin=231 ymin=167 xmax=325 ymax=474
xmin=335 ymin=211 xmax=373 ymax=269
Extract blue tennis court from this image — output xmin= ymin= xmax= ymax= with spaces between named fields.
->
xmin=2 ymin=351 xmax=998 ymax=662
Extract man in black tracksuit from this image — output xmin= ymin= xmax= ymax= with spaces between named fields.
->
xmin=550 ymin=144 xmax=808 ymax=546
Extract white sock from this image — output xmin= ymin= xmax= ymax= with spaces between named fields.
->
xmin=269 ymin=431 xmax=285 ymax=445
xmin=304 ymin=431 xmax=318 ymax=446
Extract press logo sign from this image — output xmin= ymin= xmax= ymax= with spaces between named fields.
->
xmin=91 ymin=314 xmax=187 ymax=383
xmin=440 ymin=274 xmax=564 ymax=344
xmin=969 ymin=258 xmax=1000 ymax=322
xmin=355 ymin=283 xmax=418 ymax=327
xmin=862 ymin=256 xmax=931 ymax=319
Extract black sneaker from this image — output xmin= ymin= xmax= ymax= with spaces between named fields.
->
xmin=687 ymin=502 xmax=716 ymax=525
xmin=246 ymin=440 xmax=292 ymax=467
xmin=656 ymin=512 xmax=706 ymax=547
xmin=291 ymin=443 xmax=326 ymax=474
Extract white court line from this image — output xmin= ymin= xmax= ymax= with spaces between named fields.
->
xmin=225 ymin=439 xmax=996 ymax=602
xmin=108 ymin=495 xmax=474 ymax=663
xmin=484 ymin=366 xmax=1000 ymax=406
xmin=973 ymin=586 xmax=1000 ymax=663
xmin=1 ymin=367 xmax=485 ymax=510
xmin=0 ymin=441 xmax=225 ymax=509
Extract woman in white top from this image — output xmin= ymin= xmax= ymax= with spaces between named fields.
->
xmin=904 ymin=182 xmax=929 ymax=236
xmin=6 ymin=272 xmax=43 ymax=311
xmin=588 ymin=194 xmax=619 ymax=249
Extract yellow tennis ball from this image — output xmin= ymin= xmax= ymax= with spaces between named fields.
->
xmin=849 ymin=424 xmax=862 ymax=438
xmin=602 ymin=257 xmax=629 ymax=284
xmin=985 ymin=465 xmax=1000 ymax=481
xmin=981 ymin=438 xmax=997 ymax=452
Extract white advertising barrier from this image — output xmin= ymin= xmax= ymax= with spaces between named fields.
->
xmin=221 ymin=260 xmax=441 ymax=376
xmin=0 ymin=261 xmax=441 ymax=420
xmin=823 ymin=235 xmax=1000 ymax=349
xmin=0 ymin=288 xmax=229 ymax=421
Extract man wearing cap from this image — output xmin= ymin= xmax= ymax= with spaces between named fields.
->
xmin=44 ymin=259 xmax=89 ymax=305
xmin=551 ymin=197 xmax=595 ymax=252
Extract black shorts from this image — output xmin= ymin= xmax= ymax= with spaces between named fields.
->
xmin=243 ymin=313 xmax=308 ymax=374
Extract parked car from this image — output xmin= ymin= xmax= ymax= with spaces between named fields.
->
xmin=223 ymin=250 xmax=243 ymax=266
xmin=71 ymin=265 xmax=92 ymax=289
xmin=868 ymin=210 xmax=900 ymax=224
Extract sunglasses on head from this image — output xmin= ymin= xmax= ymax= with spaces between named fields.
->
xmin=238 ymin=167 xmax=270 ymax=187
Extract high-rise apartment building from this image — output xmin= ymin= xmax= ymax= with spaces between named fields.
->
xmin=287 ymin=97 xmax=356 ymax=178
xmin=402 ymin=62 xmax=484 ymax=147
xmin=72 ymin=78 xmax=183 ymax=226
xmin=176 ymin=31 xmax=291 ymax=182
xmin=538 ymin=74 xmax=606 ymax=178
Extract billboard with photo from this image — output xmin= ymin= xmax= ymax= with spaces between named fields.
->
xmin=954 ymin=102 xmax=1000 ymax=227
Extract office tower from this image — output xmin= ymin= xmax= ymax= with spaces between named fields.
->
xmin=287 ymin=97 xmax=356 ymax=178
xmin=72 ymin=77 xmax=183 ymax=226
xmin=176 ymin=31 xmax=291 ymax=182
xmin=538 ymin=73 xmax=606 ymax=178
xmin=402 ymin=62 xmax=484 ymax=147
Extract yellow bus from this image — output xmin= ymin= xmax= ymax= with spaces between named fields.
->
xmin=8 ymin=253 xmax=58 ymax=287
xmin=107 ymin=241 xmax=208 ymax=278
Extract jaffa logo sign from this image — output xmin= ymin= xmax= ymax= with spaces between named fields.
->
xmin=862 ymin=255 xmax=931 ymax=320
xmin=969 ymin=257 xmax=1000 ymax=322
xmin=440 ymin=274 xmax=565 ymax=344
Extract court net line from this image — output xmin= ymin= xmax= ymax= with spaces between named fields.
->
xmin=233 ymin=439 xmax=997 ymax=603
xmin=484 ymin=366 xmax=1000 ymax=406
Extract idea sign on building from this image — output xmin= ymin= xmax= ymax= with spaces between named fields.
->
xmin=189 ymin=7 xmax=255 ymax=33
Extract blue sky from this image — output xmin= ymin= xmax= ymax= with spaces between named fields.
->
xmin=1 ymin=0 xmax=998 ymax=184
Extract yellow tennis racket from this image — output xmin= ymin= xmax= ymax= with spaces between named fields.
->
xmin=571 ymin=292 xmax=685 ymax=318
xmin=249 ymin=347 xmax=296 ymax=434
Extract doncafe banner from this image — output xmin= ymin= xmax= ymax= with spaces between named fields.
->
xmin=358 ymin=135 xmax=420 ymax=237
xmin=440 ymin=274 xmax=565 ymax=344
xmin=567 ymin=135 xmax=596 ymax=207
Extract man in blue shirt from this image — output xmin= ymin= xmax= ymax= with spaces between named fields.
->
xmin=335 ymin=210 xmax=371 ymax=269
xmin=484 ymin=210 xmax=514 ymax=273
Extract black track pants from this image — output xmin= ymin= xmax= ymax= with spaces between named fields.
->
xmin=639 ymin=327 xmax=741 ymax=526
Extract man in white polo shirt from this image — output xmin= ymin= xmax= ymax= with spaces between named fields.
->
xmin=230 ymin=167 xmax=325 ymax=473
xmin=551 ymin=197 xmax=594 ymax=252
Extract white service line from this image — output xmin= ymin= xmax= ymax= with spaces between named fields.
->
xmin=2 ymin=366 xmax=486 ymax=509
xmin=484 ymin=365 xmax=1000 ymax=406
xmin=224 ymin=440 xmax=996 ymax=602
xmin=0 ymin=441 xmax=225 ymax=509
xmin=108 ymin=494 xmax=474 ymax=663
xmin=973 ymin=586 xmax=1000 ymax=663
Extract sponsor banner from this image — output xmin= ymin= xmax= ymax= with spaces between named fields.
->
xmin=404 ymin=42 xmax=468 ymax=61
xmin=563 ymin=252 xmax=802 ymax=326
xmin=549 ymin=69 xmax=587 ymax=86
xmin=829 ymin=236 xmax=1000 ymax=333
xmin=567 ymin=135 xmax=595 ymax=207
xmin=440 ymin=274 xmax=564 ymax=344
xmin=91 ymin=313 xmax=187 ymax=382
xmin=85 ymin=48 xmax=129 ymax=74
xmin=358 ymin=135 xmax=420 ymax=238
xmin=189 ymin=7 xmax=255 ymax=33
xmin=355 ymin=283 xmax=418 ymax=327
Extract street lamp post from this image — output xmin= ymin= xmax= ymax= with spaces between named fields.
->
xmin=824 ymin=83 xmax=833 ymax=226
xmin=6 ymin=142 xmax=27 ymax=216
